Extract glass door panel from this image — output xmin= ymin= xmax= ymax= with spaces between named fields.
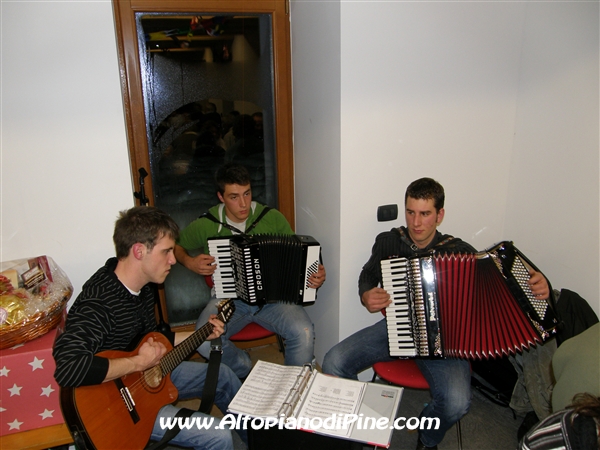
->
xmin=137 ymin=13 xmax=278 ymax=326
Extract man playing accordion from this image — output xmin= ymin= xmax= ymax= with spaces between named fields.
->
xmin=322 ymin=177 xmax=550 ymax=450
xmin=175 ymin=163 xmax=326 ymax=379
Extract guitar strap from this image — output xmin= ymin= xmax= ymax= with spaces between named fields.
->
xmin=198 ymin=337 xmax=222 ymax=414
xmin=145 ymin=407 xmax=196 ymax=450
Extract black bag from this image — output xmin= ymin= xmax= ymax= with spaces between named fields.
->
xmin=471 ymin=357 xmax=518 ymax=408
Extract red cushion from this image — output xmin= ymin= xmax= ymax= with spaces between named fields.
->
xmin=373 ymin=359 xmax=430 ymax=390
xmin=230 ymin=322 xmax=275 ymax=341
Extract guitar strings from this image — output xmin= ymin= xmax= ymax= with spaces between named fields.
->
xmin=119 ymin=299 xmax=234 ymax=394
xmin=122 ymin=324 xmax=213 ymax=394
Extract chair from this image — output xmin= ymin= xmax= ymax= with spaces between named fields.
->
xmin=371 ymin=359 xmax=463 ymax=449
xmin=230 ymin=322 xmax=285 ymax=355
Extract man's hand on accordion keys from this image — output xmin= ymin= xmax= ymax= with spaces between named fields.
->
xmin=188 ymin=253 xmax=217 ymax=276
xmin=174 ymin=244 xmax=217 ymax=276
xmin=527 ymin=269 xmax=550 ymax=300
xmin=307 ymin=264 xmax=327 ymax=289
xmin=361 ymin=287 xmax=392 ymax=313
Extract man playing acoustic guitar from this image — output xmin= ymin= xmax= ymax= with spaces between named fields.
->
xmin=53 ymin=206 xmax=243 ymax=450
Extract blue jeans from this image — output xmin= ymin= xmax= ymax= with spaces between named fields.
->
xmin=150 ymin=360 xmax=246 ymax=450
xmin=322 ymin=318 xmax=471 ymax=447
xmin=197 ymin=298 xmax=315 ymax=378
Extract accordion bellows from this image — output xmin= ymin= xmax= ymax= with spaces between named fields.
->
xmin=382 ymin=241 xmax=558 ymax=360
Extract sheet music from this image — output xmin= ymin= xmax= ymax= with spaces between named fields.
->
xmin=294 ymin=372 xmax=365 ymax=437
xmin=227 ymin=360 xmax=403 ymax=447
xmin=227 ymin=360 xmax=309 ymax=417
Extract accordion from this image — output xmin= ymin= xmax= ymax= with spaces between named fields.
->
xmin=381 ymin=241 xmax=558 ymax=359
xmin=208 ymin=234 xmax=321 ymax=305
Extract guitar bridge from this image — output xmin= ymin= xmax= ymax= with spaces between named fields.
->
xmin=120 ymin=386 xmax=136 ymax=411
xmin=114 ymin=378 xmax=140 ymax=423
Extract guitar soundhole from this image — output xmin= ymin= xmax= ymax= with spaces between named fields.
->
xmin=143 ymin=367 xmax=163 ymax=389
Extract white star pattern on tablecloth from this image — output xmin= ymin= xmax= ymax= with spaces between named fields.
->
xmin=0 ymin=328 xmax=64 ymax=430
xmin=39 ymin=409 xmax=54 ymax=419
xmin=28 ymin=357 xmax=44 ymax=371
xmin=1 ymin=329 xmax=64 ymax=432
xmin=7 ymin=418 xmax=23 ymax=430
xmin=7 ymin=384 xmax=22 ymax=396
xmin=41 ymin=385 xmax=55 ymax=397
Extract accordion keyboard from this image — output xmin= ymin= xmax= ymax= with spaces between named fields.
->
xmin=381 ymin=258 xmax=417 ymax=357
xmin=208 ymin=238 xmax=237 ymax=298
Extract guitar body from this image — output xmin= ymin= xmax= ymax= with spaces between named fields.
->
xmin=60 ymin=332 xmax=178 ymax=449
xmin=59 ymin=299 xmax=234 ymax=450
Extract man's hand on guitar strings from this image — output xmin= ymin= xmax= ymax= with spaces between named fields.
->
xmin=135 ymin=337 xmax=168 ymax=370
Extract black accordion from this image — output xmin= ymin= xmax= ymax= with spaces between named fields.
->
xmin=381 ymin=241 xmax=558 ymax=359
xmin=208 ymin=234 xmax=321 ymax=305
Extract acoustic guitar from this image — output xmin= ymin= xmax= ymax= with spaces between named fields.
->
xmin=59 ymin=298 xmax=235 ymax=449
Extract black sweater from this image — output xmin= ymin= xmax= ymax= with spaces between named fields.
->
xmin=53 ymin=258 xmax=172 ymax=387
xmin=358 ymin=226 xmax=476 ymax=299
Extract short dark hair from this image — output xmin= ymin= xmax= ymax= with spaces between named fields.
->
xmin=214 ymin=163 xmax=251 ymax=195
xmin=113 ymin=206 xmax=179 ymax=259
xmin=405 ymin=177 xmax=445 ymax=212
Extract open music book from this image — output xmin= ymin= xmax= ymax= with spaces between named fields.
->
xmin=227 ymin=360 xmax=403 ymax=448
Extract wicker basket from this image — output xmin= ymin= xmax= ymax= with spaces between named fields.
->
xmin=0 ymin=256 xmax=72 ymax=349
xmin=0 ymin=289 xmax=71 ymax=350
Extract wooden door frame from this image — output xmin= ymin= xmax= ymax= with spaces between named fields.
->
xmin=112 ymin=0 xmax=295 ymax=326
xmin=112 ymin=0 xmax=295 ymax=225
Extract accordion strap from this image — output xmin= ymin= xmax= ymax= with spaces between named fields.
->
xmin=200 ymin=205 xmax=272 ymax=235
xmin=394 ymin=227 xmax=457 ymax=254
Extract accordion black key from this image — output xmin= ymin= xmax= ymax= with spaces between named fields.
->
xmin=381 ymin=241 xmax=558 ymax=359
xmin=208 ymin=234 xmax=321 ymax=305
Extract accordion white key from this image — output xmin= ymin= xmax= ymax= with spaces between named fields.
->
xmin=207 ymin=238 xmax=237 ymax=299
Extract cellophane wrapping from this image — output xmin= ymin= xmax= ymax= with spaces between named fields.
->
xmin=0 ymin=256 xmax=72 ymax=349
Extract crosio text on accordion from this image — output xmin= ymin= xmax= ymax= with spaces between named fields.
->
xmin=208 ymin=234 xmax=321 ymax=305
xmin=381 ymin=241 xmax=558 ymax=360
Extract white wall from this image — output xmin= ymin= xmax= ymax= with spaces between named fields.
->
xmin=338 ymin=2 xmax=528 ymax=349
xmin=505 ymin=3 xmax=599 ymax=304
xmin=1 ymin=1 xmax=133 ymax=302
xmin=2 ymin=1 xmax=598 ymax=370
xmin=291 ymin=1 xmax=341 ymax=364
xmin=291 ymin=1 xmax=599 ymax=369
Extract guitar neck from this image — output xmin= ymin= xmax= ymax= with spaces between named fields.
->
xmin=158 ymin=321 xmax=214 ymax=376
